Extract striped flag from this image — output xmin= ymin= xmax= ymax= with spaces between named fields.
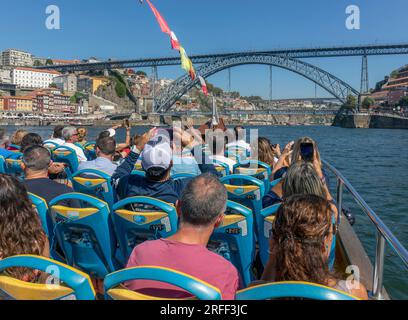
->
xmin=170 ymin=31 xmax=180 ymax=50
xmin=199 ymin=75 xmax=208 ymax=95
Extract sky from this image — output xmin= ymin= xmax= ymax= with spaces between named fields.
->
xmin=1 ymin=0 xmax=407 ymax=99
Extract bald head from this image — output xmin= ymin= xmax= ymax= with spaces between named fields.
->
xmin=180 ymin=173 xmax=227 ymax=226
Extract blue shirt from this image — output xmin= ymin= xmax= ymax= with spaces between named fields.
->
xmin=0 ymin=148 xmax=21 ymax=160
xmin=171 ymin=154 xmax=201 ymax=176
xmin=77 ymin=157 xmax=118 ymax=175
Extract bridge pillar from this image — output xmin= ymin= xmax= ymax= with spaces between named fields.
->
xmin=151 ymin=66 xmax=158 ymax=112
xmin=269 ymin=66 xmax=273 ymax=105
xmin=360 ymin=54 xmax=369 ymax=94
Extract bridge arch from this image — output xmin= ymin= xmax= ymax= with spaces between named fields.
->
xmin=154 ymin=54 xmax=359 ymax=113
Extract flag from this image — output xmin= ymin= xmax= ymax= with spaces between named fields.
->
xmin=146 ymin=0 xmax=171 ymax=35
xmin=180 ymin=46 xmax=191 ymax=72
xmin=189 ymin=63 xmax=196 ymax=81
xmin=170 ymin=31 xmax=180 ymax=50
xmin=199 ymin=75 xmax=208 ymax=95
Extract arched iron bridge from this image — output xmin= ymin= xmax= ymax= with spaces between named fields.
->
xmin=154 ymin=54 xmax=360 ymax=113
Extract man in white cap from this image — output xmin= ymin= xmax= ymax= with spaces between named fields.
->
xmin=112 ymin=128 xmax=219 ymax=204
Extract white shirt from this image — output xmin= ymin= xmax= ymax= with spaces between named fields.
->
xmin=226 ymin=140 xmax=251 ymax=152
xmin=209 ymin=154 xmax=237 ymax=173
xmin=45 ymin=138 xmax=65 ymax=146
xmin=62 ymin=142 xmax=87 ymax=162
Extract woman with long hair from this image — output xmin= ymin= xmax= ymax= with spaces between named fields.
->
xmin=252 ymin=137 xmax=280 ymax=168
xmin=0 ymin=174 xmax=49 ymax=282
xmin=261 ymin=194 xmax=368 ymax=299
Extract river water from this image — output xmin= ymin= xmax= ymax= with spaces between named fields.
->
xmin=4 ymin=124 xmax=408 ymax=299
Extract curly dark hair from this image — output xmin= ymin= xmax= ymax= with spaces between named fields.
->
xmin=0 ymin=174 xmax=47 ymax=281
xmin=272 ymin=194 xmax=334 ymax=285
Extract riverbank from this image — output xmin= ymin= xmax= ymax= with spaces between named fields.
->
xmin=333 ymin=113 xmax=408 ymax=129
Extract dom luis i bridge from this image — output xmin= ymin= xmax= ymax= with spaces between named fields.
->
xmin=36 ymin=44 xmax=408 ymax=114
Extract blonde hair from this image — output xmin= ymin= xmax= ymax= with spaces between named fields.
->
xmin=11 ymin=129 xmax=28 ymax=146
xmin=77 ymin=127 xmax=88 ymax=142
xmin=291 ymin=136 xmax=321 ymax=166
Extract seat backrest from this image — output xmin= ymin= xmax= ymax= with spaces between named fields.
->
xmin=83 ymin=141 xmax=97 ymax=161
xmin=220 ymin=174 xmax=265 ymax=217
xmin=236 ymin=281 xmax=358 ymax=300
xmin=0 ymin=255 xmax=95 ymax=300
xmin=104 ymin=266 xmax=221 ymax=300
xmin=0 ymin=156 xmax=6 ymax=174
xmin=52 ymin=146 xmax=79 ymax=175
xmin=72 ymin=169 xmax=115 ymax=209
xmin=49 ymin=192 xmax=121 ymax=278
xmin=256 ymin=203 xmax=281 ymax=266
xmin=209 ymin=200 xmax=255 ymax=287
xmin=5 ymin=156 xmax=24 ymax=177
xmin=112 ymin=196 xmax=178 ymax=262
xmin=226 ymin=146 xmax=248 ymax=162
xmin=212 ymin=159 xmax=230 ymax=177
xmin=43 ymin=141 xmax=60 ymax=153
xmin=28 ymin=192 xmax=53 ymax=239
xmin=234 ymin=160 xmax=272 ymax=192
xmin=171 ymin=172 xmax=197 ymax=180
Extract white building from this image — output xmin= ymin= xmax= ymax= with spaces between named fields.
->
xmin=2 ymin=49 xmax=33 ymax=67
xmin=12 ymin=67 xmax=60 ymax=89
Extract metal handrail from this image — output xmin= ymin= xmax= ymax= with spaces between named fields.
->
xmin=322 ymin=160 xmax=408 ymax=299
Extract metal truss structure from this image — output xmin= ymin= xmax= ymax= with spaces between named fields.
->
xmin=154 ymin=54 xmax=360 ymax=113
xmin=36 ymin=44 xmax=408 ymax=72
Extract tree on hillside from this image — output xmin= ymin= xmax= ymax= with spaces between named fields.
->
xmin=136 ymin=70 xmax=147 ymax=77
xmin=339 ymin=94 xmax=357 ymax=113
xmin=362 ymin=97 xmax=375 ymax=109
xmin=49 ymin=83 xmax=57 ymax=88
xmin=33 ymin=60 xmax=43 ymax=67
xmin=45 ymin=59 xmax=53 ymax=65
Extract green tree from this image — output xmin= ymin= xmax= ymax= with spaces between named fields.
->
xmin=136 ymin=70 xmax=147 ymax=77
xmin=33 ymin=60 xmax=43 ymax=67
xmin=45 ymin=59 xmax=53 ymax=65
xmin=115 ymin=81 xmax=126 ymax=98
xmin=49 ymin=83 xmax=57 ymax=88
xmin=362 ymin=97 xmax=375 ymax=109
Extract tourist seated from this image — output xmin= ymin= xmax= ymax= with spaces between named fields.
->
xmin=251 ymin=137 xmax=280 ymax=168
xmin=261 ymin=194 xmax=368 ymax=300
xmin=126 ymin=173 xmax=240 ymax=299
xmin=77 ymin=136 xmax=118 ymax=175
xmin=7 ymin=129 xmax=28 ymax=151
xmin=112 ymin=128 xmax=218 ymax=204
xmin=61 ymin=127 xmax=87 ymax=162
xmin=0 ymin=128 xmax=21 ymax=159
xmin=44 ymin=125 xmax=65 ymax=146
xmin=0 ymin=174 xmax=50 ymax=282
xmin=20 ymin=133 xmax=43 ymax=153
xmin=225 ymin=125 xmax=251 ymax=152
xmin=22 ymin=145 xmax=80 ymax=208
xmin=99 ymin=121 xmax=132 ymax=158
xmin=208 ymin=129 xmax=236 ymax=173
xmin=77 ymin=127 xmax=88 ymax=146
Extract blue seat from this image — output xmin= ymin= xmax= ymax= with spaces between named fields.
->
xmin=256 ymin=203 xmax=281 ymax=266
xmin=52 ymin=146 xmax=79 ymax=177
xmin=0 ymin=255 xmax=96 ymax=300
xmin=83 ymin=141 xmax=97 ymax=161
xmin=234 ymin=160 xmax=272 ymax=192
xmin=28 ymin=192 xmax=64 ymax=262
xmin=212 ymin=159 xmax=230 ymax=177
xmin=171 ymin=172 xmax=196 ymax=180
xmin=236 ymin=281 xmax=358 ymax=300
xmin=49 ymin=193 xmax=122 ymax=278
xmin=112 ymin=196 xmax=178 ymax=263
xmin=104 ymin=266 xmax=222 ymax=300
xmin=43 ymin=140 xmax=60 ymax=151
xmin=72 ymin=169 xmax=115 ymax=209
xmin=5 ymin=157 xmax=24 ymax=177
xmin=226 ymin=146 xmax=248 ymax=162
xmin=209 ymin=200 xmax=255 ymax=287
xmin=7 ymin=144 xmax=21 ymax=151
xmin=220 ymin=174 xmax=265 ymax=218
xmin=0 ymin=156 xmax=6 ymax=174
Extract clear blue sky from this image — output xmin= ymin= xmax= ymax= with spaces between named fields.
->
xmin=1 ymin=0 xmax=407 ymax=99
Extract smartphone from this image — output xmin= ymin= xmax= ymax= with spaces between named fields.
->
xmin=300 ymin=143 xmax=314 ymax=161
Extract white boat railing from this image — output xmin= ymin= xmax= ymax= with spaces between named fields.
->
xmin=322 ymin=160 xmax=408 ymax=300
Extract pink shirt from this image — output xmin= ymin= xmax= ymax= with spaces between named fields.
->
xmin=126 ymin=238 xmax=240 ymax=300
